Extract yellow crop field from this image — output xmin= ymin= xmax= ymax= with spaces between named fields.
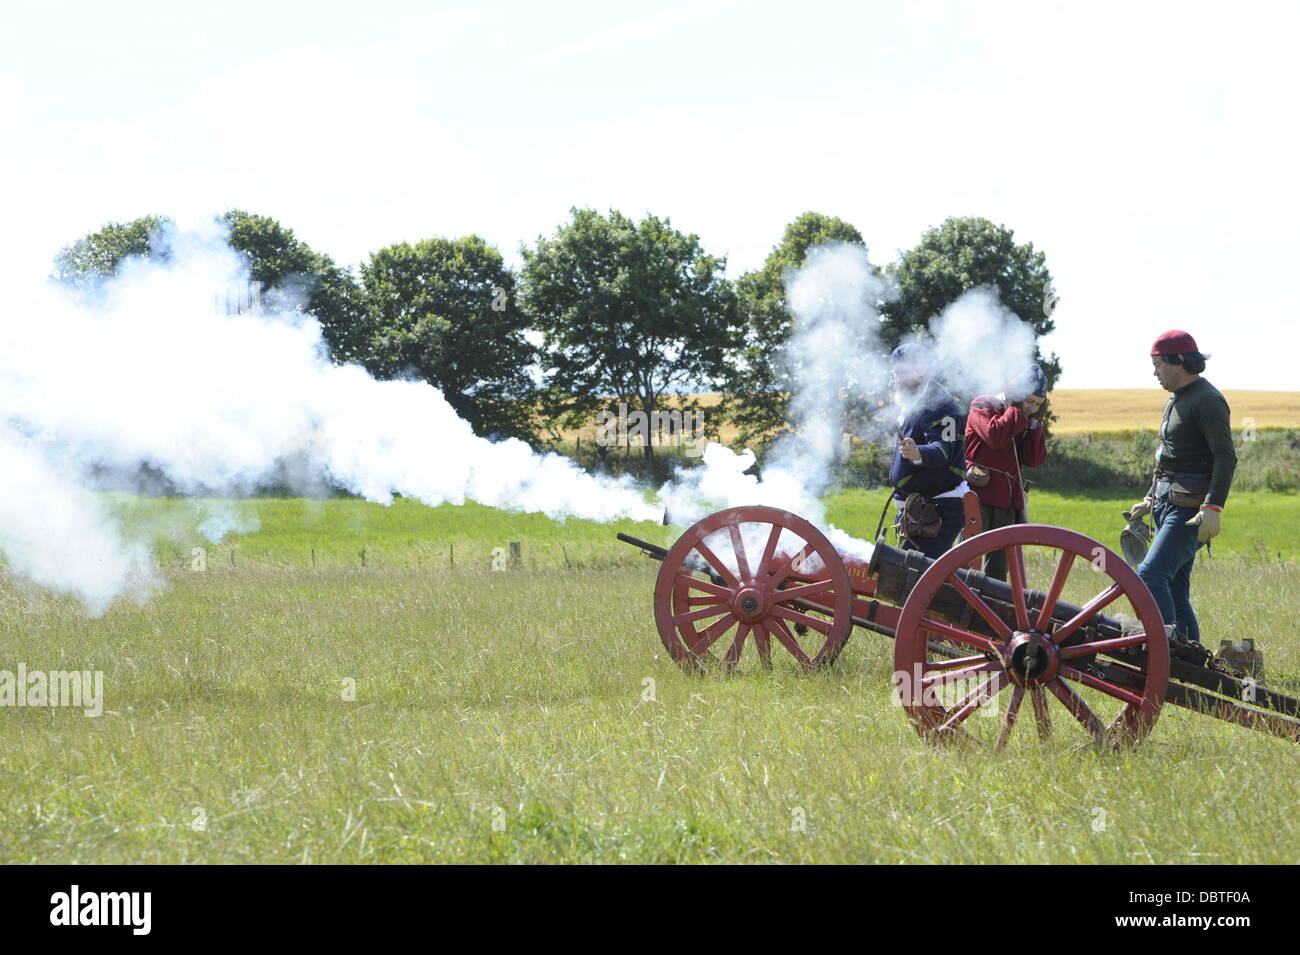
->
xmin=553 ymin=390 xmax=1299 ymax=448
xmin=1047 ymin=389 xmax=1300 ymax=433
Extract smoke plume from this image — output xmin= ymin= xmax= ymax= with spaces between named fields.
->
xmin=0 ymin=221 xmax=656 ymax=612
xmin=924 ymin=286 xmax=1040 ymax=400
xmin=661 ymin=242 xmax=889 ymax=559
xmin=661 ymin=244 xmax=1042 ymax=559
xmin=2 ymin=223 xmax=1044 ymax=613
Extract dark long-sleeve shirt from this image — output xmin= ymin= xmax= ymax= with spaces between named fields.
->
xmin=1155 ymin=377 xmax=1236 ymax=508
xmin=964 ymin=395 xmax=1047 ymax=510
xmin=888 ymin=381 xmax=964 ymax=499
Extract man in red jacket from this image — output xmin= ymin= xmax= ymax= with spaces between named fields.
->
xmin=964 ymin=364 xmax=1049 ymax=579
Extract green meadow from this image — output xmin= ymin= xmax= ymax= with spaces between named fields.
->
xmin=0 ymin=490 xmax=1296 ymax=863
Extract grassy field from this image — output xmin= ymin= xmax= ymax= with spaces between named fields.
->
xmin=1 ymin=492 xmax=1297 ymax=864
xmin=121 ymin=488 xmax=1300 ymax=572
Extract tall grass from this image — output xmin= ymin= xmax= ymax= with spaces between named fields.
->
xmin=0 ymin=495 xmax=1296 ymax=863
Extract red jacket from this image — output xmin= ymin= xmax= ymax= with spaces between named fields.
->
xmin=964 ymin=395 xmax=1047 ymax=510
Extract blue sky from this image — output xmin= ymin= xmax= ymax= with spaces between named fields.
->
xmin=2 ymin=0 xmax=1296 ymax=388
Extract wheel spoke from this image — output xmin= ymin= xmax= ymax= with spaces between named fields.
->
xmin=1036 ymin=551 xmax=1077 ymax=632
xmin=694 ymin=538 xmax=739 ymax=588
xmin=772 ymin=579 xmax=835 ymax=603
xmin=996 ymin=686 xmax=1026 ymax=748
xmin=671 ymin=603 xmax=730 ymax=626
xmin=766 ymin=542 xmax=813 ymax=588
xmin=1115 ymin=702 xmax=1158 ymax=739
xmin=679 ymin=572 xmax=731 ymax=599
xmin=1030 ymin=687 xmax=1052 ymax=739
xmin=919 ymin=658 xmax=1001 ymax=689
xmin=764 ymin=618 xmax=813 ymax=668
xmin=1005 ymin=544 xmax=1030 ymax=631
xmin=916 ymin=615 xmax=1000 ymax=654
xmin=728 ymin=522 xmax=751 ymax=582
xmin=753 ymin=625 xmax=772 ymax=669
xmin=688 ymin=613 xmax=737 ymax=653
xmin=1059 ymin=632 xmax=1151 ymax=660
xmin=1047 ymin=677 xmax=1105 ymax=742
xmin=923 ymin=653 xmax=991 ymax=673
xmin=1060 ymin=665 xmax=1145 ymax=708
xmin=684 ymin=594 xmax=726 ymax=607
xmin=1049 ymin=582 xmax=1124 ymax=645
xmin=771 ymin=605 xmax=832 ymax=635
xmin=723 ymin=624 xmax=750 ymax=668
xmin=946 ymin=573 xmax=1013 ymax=640
xmin=936 ymin=673 xmax=1006 ymax=732
xmin=757 ymin=523 xmax=782 ymax=578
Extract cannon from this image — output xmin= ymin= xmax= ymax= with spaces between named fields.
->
xmin=618 ymin=505 xmax=1300 ymax=748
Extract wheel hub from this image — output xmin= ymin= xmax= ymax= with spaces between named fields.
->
xmin=731 ymin=586 xmax=768 ymax=623
xmin=1002 ymin=631 xmax=1060 ymax=687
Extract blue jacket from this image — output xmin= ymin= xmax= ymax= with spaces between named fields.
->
xmin=889 ymin=381 xmax=965 ymax=499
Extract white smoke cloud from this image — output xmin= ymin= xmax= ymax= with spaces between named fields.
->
xmin=0 ymin=421 xmax=157 ymax=614
xmin=195 ymin=500 xmax=261 ymax=543
xmin=0 ymin=221 xmax=657 ymax=612
xmin=661 ymin=243 xmax=889 ymax=560
xmin=773 ymin=242 xmax=892 ymax=476
xmin=927 ymin=286 xmax=1040 ymax=401
xmin=660 ymin=245 xmax=1045 ymax=563
xmin=2 ymin=223 xmax=1048 ymax=613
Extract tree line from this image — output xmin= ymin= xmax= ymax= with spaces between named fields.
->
xmin=53 ymin=208 xmax=1059 ymax=463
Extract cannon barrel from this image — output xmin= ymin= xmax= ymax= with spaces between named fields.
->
xmin=864 ymin=538 xmax=1273 ymax=674
xmin=867 ymin=537 xmax=1129 ymax=644
xmin=628 ymin=528 xmax=1132 ymax=647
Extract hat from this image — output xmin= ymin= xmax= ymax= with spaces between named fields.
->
xmin=1151 ymin=329 xmax=1199 ymax=356
xmin=890 ymin=342 xmax=923 ymax=364
xmin=889 ymin=343 xmax=930 ymax=369
xmin=1010 ymin=363 xmax=1048 ymax=399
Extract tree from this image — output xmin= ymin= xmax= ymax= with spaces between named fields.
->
xmin=360 ymin=236 xmax=537 ymax=442
xmin=720 ymin=212 xmax=873 ymax=446
xmin=519 ymin=208 xmax=737 ymax=462
xmin=51 ymin=211 xmax=367 ymax=365
xmin=51 ymin=215 xmax=172 ymax=288
xmin=220 ymin=210 xmax=366 ymax=364
xmin=881 ymin=216 xmax=1062 ymax=386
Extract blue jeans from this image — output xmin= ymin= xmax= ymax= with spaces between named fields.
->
xmin=896 ymin=497 xmax=966 ymax=561
xmin=1136 ymin=492 xmax=1206 ymax=643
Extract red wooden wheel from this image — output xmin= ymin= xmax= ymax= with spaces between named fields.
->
xmin=654 ymin=506 xmax=853 ymax=673
xmin=893 ymin=524 xmax=1169 ymax=747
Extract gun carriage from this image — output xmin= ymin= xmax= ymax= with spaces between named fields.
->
xmin=618 ymin=505 xmax=1300 ymax=747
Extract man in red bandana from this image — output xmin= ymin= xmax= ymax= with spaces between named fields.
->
xmin=1128 ymin=330 xmax=1235 ymax=645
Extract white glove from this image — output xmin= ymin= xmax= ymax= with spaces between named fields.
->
xmin=1126 ymin=497 xmax=1153 ymax=521
xmin=1185 ymin=506 xmax=1221 ymax=543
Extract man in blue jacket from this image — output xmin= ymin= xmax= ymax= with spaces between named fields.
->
xmin=888 ymin=343 xmax=968 ymax=559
